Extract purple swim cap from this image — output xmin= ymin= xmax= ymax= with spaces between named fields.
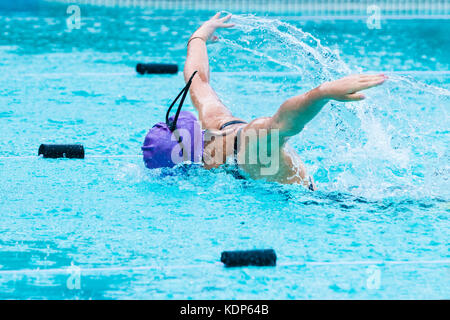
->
xmin=141 ymin=111 xmax=203 ymax=169
xmin=142 ymin=71 xmax=203 ymax=169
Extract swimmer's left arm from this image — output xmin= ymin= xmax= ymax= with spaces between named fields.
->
xmin=270 ymin=74 xmax=387 ymax=141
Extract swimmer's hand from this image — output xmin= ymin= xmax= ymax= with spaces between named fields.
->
xmin=319 ymin=74 xmax=387 ymax=101
xmin=191 ymin=12 xmax=235 ymax=43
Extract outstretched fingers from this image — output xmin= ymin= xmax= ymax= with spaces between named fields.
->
xmin=360 ymin=77 xmax=386 ymax=90
xmin=323 ymin=73 xmax=387 ymax=102
xmin=210 ymin=12 xmax=235 ymax=28
xmin=344 ymin=92 xmax=365 ymax=101
xmin=360 ymin=74 xmax=387 ymax=83
xmin=220 ymin=13 xmax=232 ymax=21
xmin=220 ymin=14 xmax=235 ymax=28
xmin=353 ymin=74 xmax=386 ymax=92
xmin=221 ymin=23 xmax=235 ymax=28
xmin=359 ymin=73 xmax=386 ymax=79
xmin=343 ymin=74 xmax=387 ymax=100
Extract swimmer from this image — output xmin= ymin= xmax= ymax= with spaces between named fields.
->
xmin=142 ymin=13 xmax=387 ymax=190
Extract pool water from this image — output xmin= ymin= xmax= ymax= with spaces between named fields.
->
xmin=0 ymin=3 xmax=449 ymax=299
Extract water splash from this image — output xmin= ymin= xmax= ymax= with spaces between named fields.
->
xmin=216 ymin=14 xmax=449 ymax=200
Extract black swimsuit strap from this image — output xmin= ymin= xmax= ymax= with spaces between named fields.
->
xmin=234 ymin=127 xmax=244 ymax=165
xmin=219 ymin=120 xmax=247 ymax=131
xmin=308 ymin=176 xmax=315 ymax=191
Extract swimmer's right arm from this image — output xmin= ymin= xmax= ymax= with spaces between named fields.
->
xmin=184 ymin=13 xmax=234 ymax=83
xmin=270 ymin=74 xmax=387 ymax=141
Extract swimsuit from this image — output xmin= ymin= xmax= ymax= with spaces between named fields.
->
xmin=221 ymin=122 xmax=315 ymax=190
xmin=203 ymin=120 xmax=247 ymax=179
xmin=218 ymin=120 xmax=247 ymax=165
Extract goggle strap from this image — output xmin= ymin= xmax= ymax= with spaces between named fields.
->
xmin=165 ymin=71 xmax=198 ymax=131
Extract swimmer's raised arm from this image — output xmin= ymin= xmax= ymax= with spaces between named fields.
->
xmin=184 ymin=13 xmax=234 ymax=83
xmin=270 ymin=74 xmax=387 ymax=140
xmin=184 ymin=13 xmax=240 ymax=130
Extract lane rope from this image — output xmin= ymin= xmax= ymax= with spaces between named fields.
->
xmin=0 ymin=155 xmax=141 ymax=160
xmin=8 ymin=71 xmax=450 ymax=78
xmin=0 ymin=259 xmax=448 ymax=276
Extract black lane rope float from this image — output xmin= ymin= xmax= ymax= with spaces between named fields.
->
xmin=34 ymin=144 xmax=142 ymax=160
xmin=38 ymin=144 xmax=85 ymax=159
xmin=136 ymin=63 xmax=178 ymax=75
xmin=221 ymin=249 xmax=277 ymax=267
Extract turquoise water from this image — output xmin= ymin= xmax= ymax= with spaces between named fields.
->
xmin=0 ymin=3 xmax=449 ymax=299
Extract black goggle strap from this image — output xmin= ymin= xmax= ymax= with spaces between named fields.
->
xmin=165 ymin=71 xmax=198 ymax=132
